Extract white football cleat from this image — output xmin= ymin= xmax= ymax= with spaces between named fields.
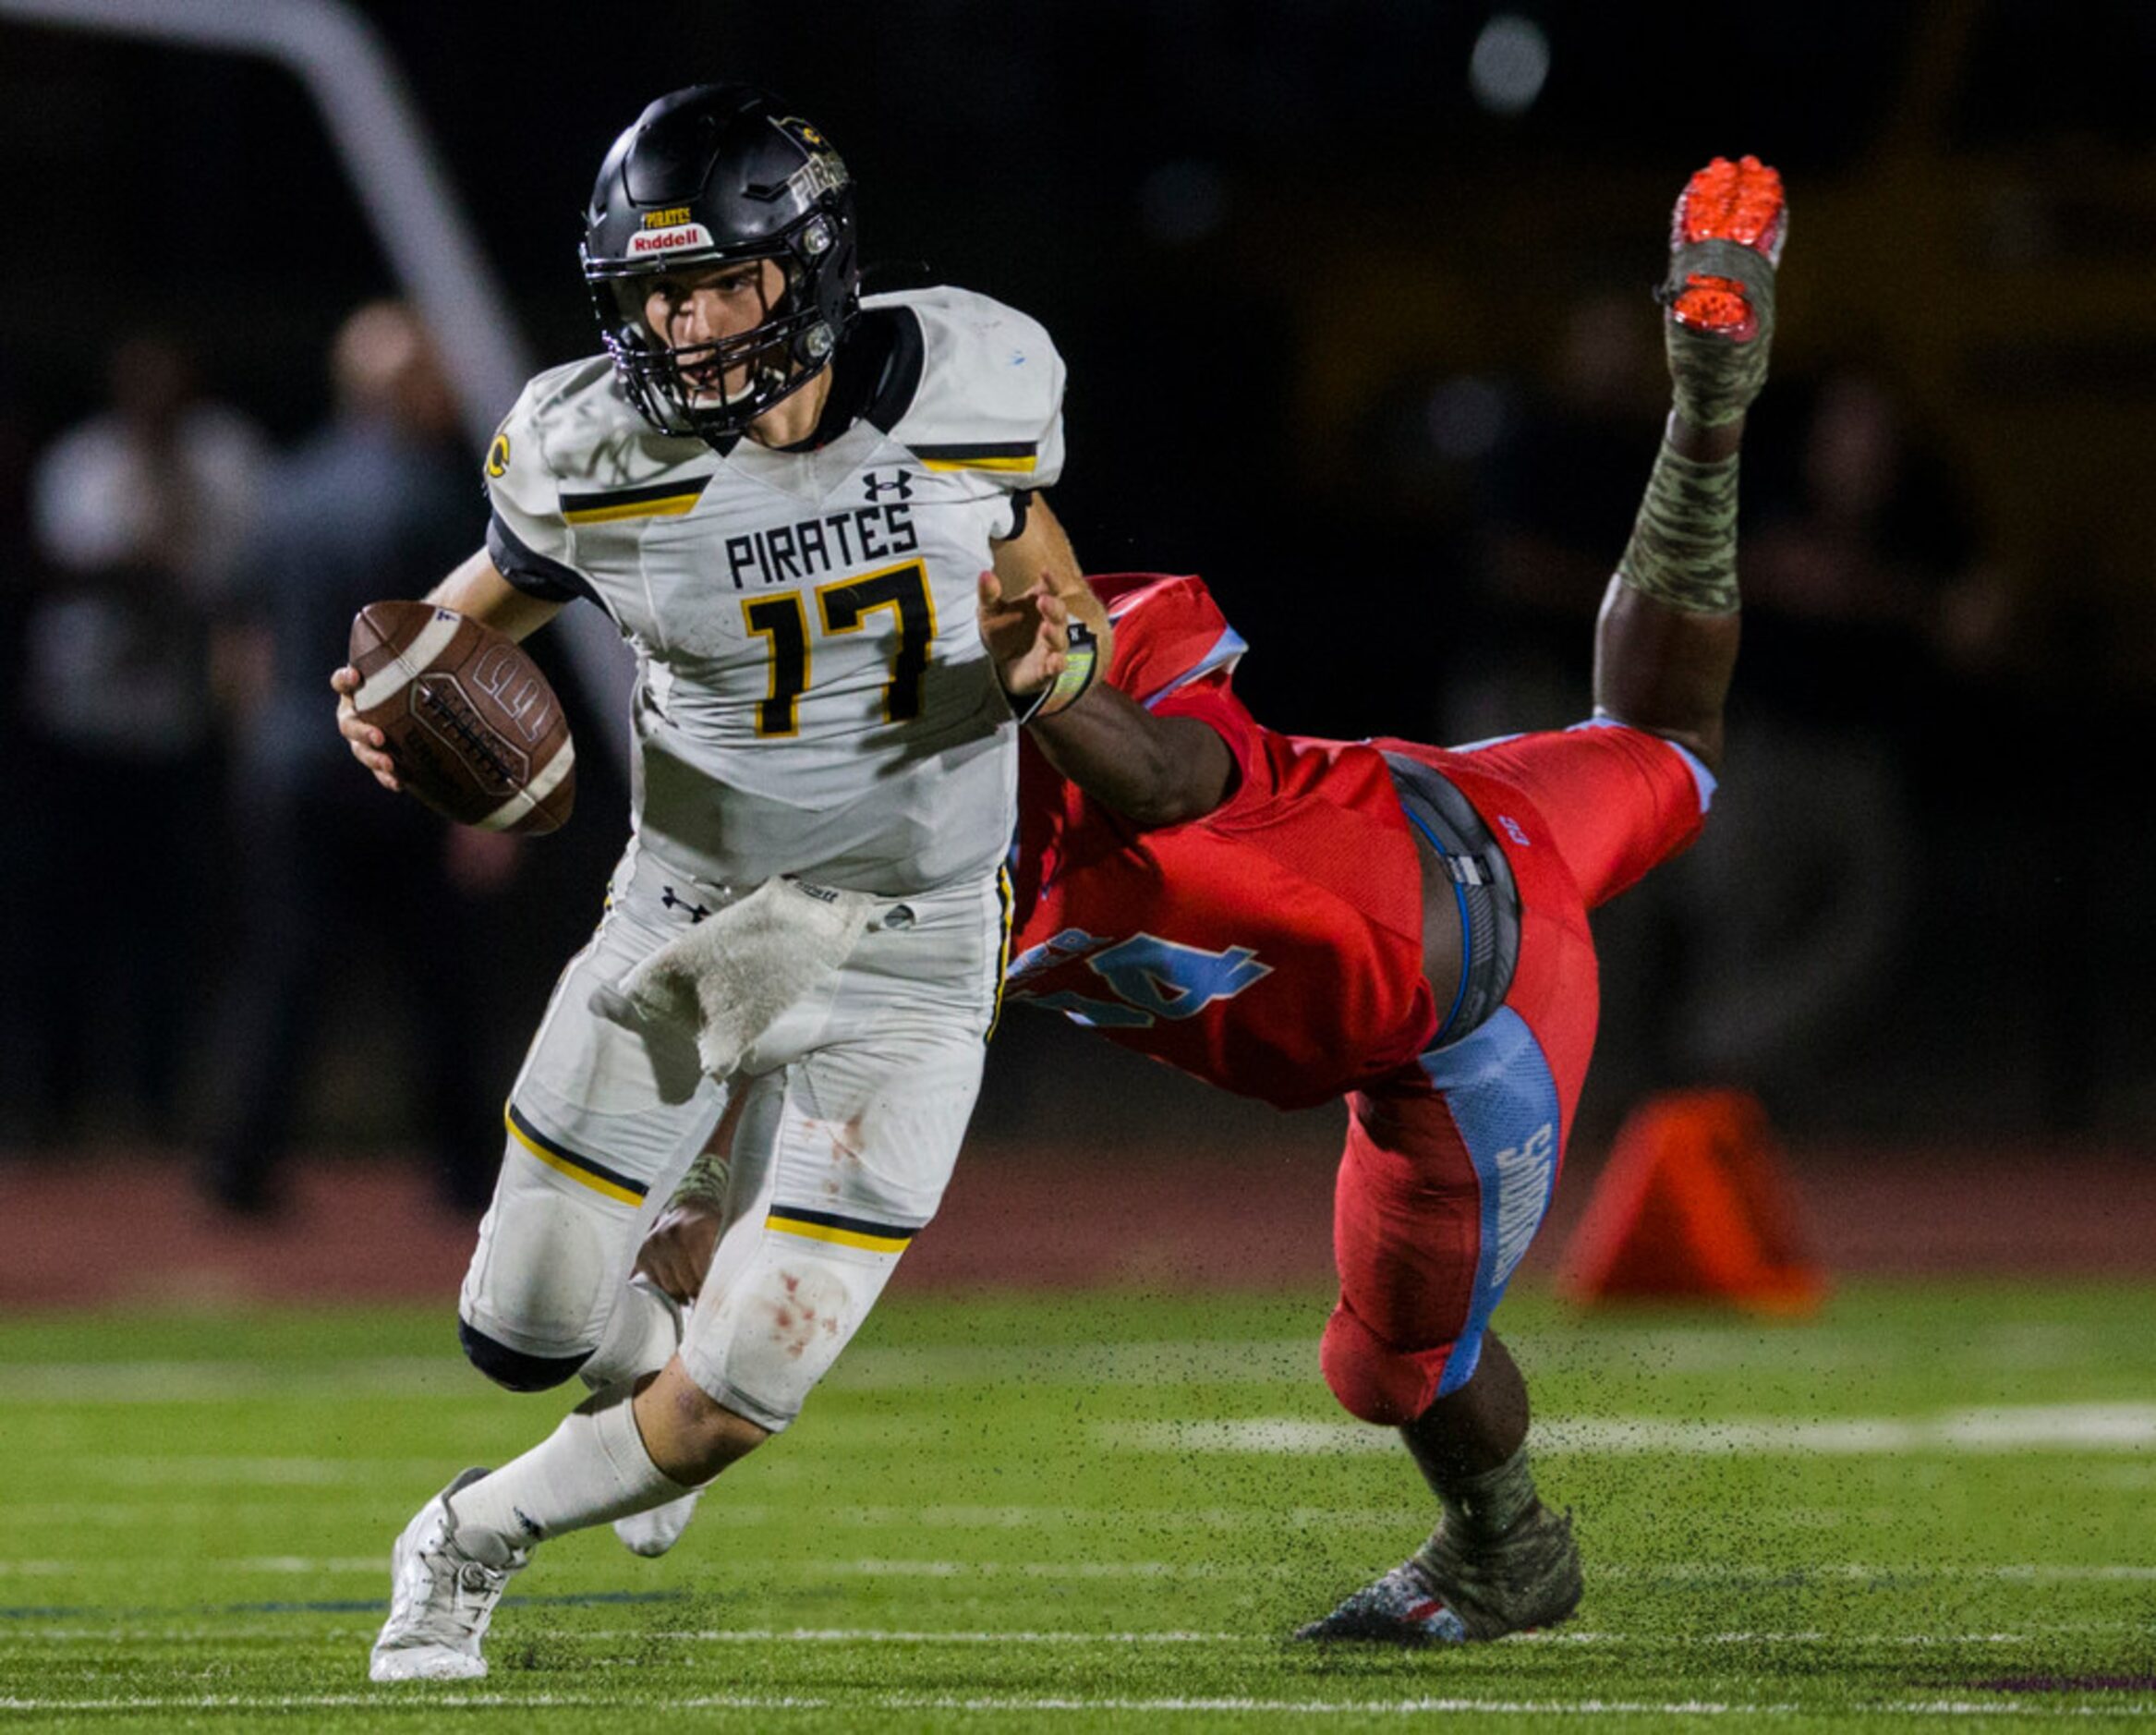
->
xmin=369 ymin=1467 xmax=530 ymax=1681
xmin=613 ymin=1485 xmax=704 ymax=1558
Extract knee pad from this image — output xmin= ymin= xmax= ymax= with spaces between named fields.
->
xmin=680 ymin=1229 xmax=903 ymax=1435
xmin=457 ymin=1316 xmax=591 ymax=1392
xmin=458 ymin=1132 xmax=644 ymax=1364
xmin=1321 ymin=1303 xmax=1456 ymax=1426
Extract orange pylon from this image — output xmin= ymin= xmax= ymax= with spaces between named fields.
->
xmin=1556 ymin=1088 xmax=1826 ymax=1315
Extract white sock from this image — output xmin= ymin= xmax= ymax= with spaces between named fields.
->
xmin=578 ymin=1276 xmax=682 ymax=1391
xmin=450 ymin=1394 xmax=693 ymax=1547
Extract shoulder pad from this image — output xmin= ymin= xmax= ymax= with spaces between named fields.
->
xmin=1094 ymin=573 xmax=1247 ymax=708
xmin=486 ymin=356 xmax=717 ymax=560
xmin=491 ymin=357 xmax=711 ymax=493
xmin=873 ymin=287 xmax=1067 ymax=491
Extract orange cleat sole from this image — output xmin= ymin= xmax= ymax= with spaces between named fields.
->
xmin=1669 ymin=274 xmax=1756 ymax=337
xmin=1677 ymin=154 xmax=1787 ymax=255
xmin=1669 ymin=155 xmax=1785 ymax=339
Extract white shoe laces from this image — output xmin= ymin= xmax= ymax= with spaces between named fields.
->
xmin=383 ymin=1516 xmax=516 ymax=1653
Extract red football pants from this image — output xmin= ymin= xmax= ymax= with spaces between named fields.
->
xmin=1320 ymin=723 xmax=1711 ymax=1424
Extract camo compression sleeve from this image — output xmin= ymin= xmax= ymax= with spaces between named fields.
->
xmin=1615 ymin=441 xmax=1741 ymax=616
xmin=672 ymin=1148 xmax=729 ymax=1210
xmin=1617 ymin=200 xmax=1780 ymax=616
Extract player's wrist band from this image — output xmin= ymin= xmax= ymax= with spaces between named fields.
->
xmin=1005 ymin=618 xmax=1100 ymax=725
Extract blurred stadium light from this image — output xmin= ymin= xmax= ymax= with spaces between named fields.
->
xmin=0 ymin=0 xmax=636 ymax=739
xmin=1468 ymin=14 xmax=1551 ymax=118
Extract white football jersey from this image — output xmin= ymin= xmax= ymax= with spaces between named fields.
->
xmin=485 ymin=285 xmax=1064 ymax=894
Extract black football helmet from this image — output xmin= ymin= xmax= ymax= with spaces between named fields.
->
xmin=581 ymin=84 xmax=861 ymax=444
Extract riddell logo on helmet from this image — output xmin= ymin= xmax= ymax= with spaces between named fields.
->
xmin=628 ymin=223 xmax=715 ymax=255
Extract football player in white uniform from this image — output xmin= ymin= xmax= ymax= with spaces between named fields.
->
xmin=337 ymin=84 xmax=1097 ymax=1681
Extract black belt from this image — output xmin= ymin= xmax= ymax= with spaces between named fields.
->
xmin=1384 ymin=753 xmax=1521 ymax=1049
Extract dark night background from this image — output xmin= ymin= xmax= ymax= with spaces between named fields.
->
xmin=2 ymin=0 xmax=2152 ymax=1183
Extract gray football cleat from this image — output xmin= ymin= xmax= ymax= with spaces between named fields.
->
xmin=1293 ymin=1504 xmax=1581 ymax=1645
xmin=369 ymin=1468 xmax=530 ymax=1681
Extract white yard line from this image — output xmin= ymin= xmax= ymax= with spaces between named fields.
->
xmin=1103 ymin=1403 xmax=2156 ymax=1457
xmin=43 ymin=1455 xmax=448 ymax=1486
xmin=1 ymin=1498 xmax=1431 ymax=1532
xmin=821 ymin=1558 xmax=1293 ymax=1579
xmin=0 ymin=1622 xmax=976 ymax=1644
xmin=8 ymin=1623 xmax=2147 ymax=1646
xmin=753 ymin=1503 xmax=1425 ymax=1529
xmin=0 ymin=1561 xmax=373 ymax=1578
xmin=0 ymin=1316 xmax=2127 ymax=1405
xmin=1591 ymin=1564 xmax=2156 ymax=1583
xmin=0 ymin=1359 xmax=460 ymax=1401
xmin=0 ymin=1341 xmax=1318 ymax=1402
xmin=6 ymin=1558 xmax=2152 ymax=1583
xmin=3 ymin=1691 xmax=2153 ymax=1717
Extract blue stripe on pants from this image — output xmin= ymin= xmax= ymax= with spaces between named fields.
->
xmin=1417 ymin=1007 xmax=1563 ymax=1397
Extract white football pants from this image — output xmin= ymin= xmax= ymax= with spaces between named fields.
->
xmin=459 ymin=838 xmax=1008 ymax=1429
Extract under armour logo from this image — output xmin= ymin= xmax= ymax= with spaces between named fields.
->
xmin=660 ymin=886 xmax=710 ymax=923
xmin=862 ymin=469 xmax=914 ymax=501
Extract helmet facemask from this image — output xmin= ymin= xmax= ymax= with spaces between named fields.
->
xmin=585 ymin=216 xmax=846 ymax=444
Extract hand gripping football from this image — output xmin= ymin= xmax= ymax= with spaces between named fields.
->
xmin=347 ymin=601 xmax=575 ymax=833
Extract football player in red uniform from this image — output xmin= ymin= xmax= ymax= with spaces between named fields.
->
xmin=980 ymin=155 xmax=1782 ymax=1644
xmin=642 ymin=155 xmax=1785 ymax=1644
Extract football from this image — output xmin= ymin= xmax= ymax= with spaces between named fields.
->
xmin=346 ymin=601 xmax=576 ymax=834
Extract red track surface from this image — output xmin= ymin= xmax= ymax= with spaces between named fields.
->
xmin=1 ymin=1134 xmax=2150 ymax=1311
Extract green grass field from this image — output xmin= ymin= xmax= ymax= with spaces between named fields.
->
xmin=4 ymin=1280 xmax=2153 ymax=1731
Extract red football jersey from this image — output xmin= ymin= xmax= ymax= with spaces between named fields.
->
xmin=1006 ymin=574 xmax=1438 ymax=1108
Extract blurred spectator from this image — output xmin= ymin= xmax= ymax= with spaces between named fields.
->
xmin=1442 ymin=286 xmax=1668 ymax=745
xmin=196 ymin=302 xmax=514 ymax=1216
xmin=1595 ymin=361 xmax=2002 ymax=1125
xmin=20 ymin=334 xmax=270 ymax=1140
xmin=0 ymin=374 xmax=47 ymax=1142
